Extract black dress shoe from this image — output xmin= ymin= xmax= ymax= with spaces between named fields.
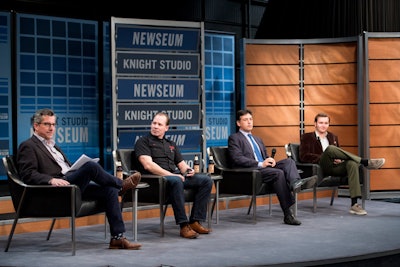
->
xmin=284 ymin=213 xmax=301 ymax=225
xmin=291 ymin=179 xmax=303 ymax=193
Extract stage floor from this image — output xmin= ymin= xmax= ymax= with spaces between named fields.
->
xmin=1 ymin=196 xmax=399 ymax=267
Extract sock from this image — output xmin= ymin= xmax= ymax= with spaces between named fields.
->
xmin=361 ymin=159 xmax=368 ymax=166
xmin=351 ymin=197 xmax=357 ymax=206
xmin=112 ymin=233 xmax=123 ymax=240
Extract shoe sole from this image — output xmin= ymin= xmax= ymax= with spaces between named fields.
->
xmin=349 ymin=210 xmax=367 ymax=215
xmin=180 ymin=234 xmax=199 ymax=239
xmin=109 ymin=246 xmax=141 ymax=250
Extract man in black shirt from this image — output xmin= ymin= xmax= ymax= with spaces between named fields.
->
xmin=134 ymin=112 xmax=213 ymax=239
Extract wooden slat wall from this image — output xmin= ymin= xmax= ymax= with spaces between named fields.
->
xmin=245 ymin=44 xmax=300 ymax=160
xmin=244 ymin=42 xmax=359 ymax=159
xmin=303 ymin=43 xmax=358 ymax=151
xmin=368 ymin=38 xmax=400 ymax=191
xmin=244 ymin=38 xmax=398 ymax=193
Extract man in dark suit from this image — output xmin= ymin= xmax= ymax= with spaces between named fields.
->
xmin=228 ymin=109 xmax=317 ymax=226
xmin=299 ymin=112 xmax=385 ymax=215
xmin=17 ymin=108 xmax=142 ymax=250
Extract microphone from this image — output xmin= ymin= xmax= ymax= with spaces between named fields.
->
xmin=271 ymin=148 xmax=276 ymax=158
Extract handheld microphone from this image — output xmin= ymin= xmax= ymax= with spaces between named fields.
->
xmin=271 ymin=148 xmax=276 ymax=158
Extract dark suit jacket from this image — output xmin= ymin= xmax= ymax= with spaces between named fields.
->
xmin=299 ymin=131 xmax=339 ymax=164
xmin=228 ymin=131 xmax=269 ymax=168
xmin=17 ymin=135 xmax=72 ymax=185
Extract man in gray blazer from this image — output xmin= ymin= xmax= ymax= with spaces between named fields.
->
xmin=17 ymin=108 xmax=142 ymax=250
xmin=228 ymin=109 xmax=317 ymax=226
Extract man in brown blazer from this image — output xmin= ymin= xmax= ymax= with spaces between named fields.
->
xmin=299 ymin=112 xmax=385 ymax=216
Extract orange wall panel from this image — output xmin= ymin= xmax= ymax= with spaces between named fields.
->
xmin=370 ymin=81 xmax=400 ymax=103
xmin=370 ymin=103 xmax=400 ymax=125
xmin=251 ymin=106 xmax=299 ymax=126
xmin=368 ymin=38 xmax=400 ymax=59
xmin=369 ymin=60 xmax=400 ymax=81
xmin=304 ymin=85 xmax=357 ymax=105
xmin=370 ymin=169 xmax=400 ymax=191
xmin=245 ymin=44 xmax=299 ymax=64
xmin=370 ymin=125 xmax=400 ymax=147
xmin=304 ymin=64 xmax=357 ymax=84
xmin=246 ymin=85 xmax=299 ymax=106
xmin=246 ymin=65 xmax=299 ymax=85
xmin=304 ymin=43 xmax=357 ymax=63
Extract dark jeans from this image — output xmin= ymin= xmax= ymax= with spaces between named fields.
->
xmin=65 ymin=161 xmax=125 ymax=236
xmin=164 ymin=173 xmax=213 ymax=225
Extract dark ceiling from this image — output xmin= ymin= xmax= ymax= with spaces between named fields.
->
xmin=2 ymin=0 xmax=400 ymax=39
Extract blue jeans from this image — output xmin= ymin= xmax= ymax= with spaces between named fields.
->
xmin=164 ymin=173 xmax=213 ymax=225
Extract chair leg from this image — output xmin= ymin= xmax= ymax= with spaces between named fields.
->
xmin=268 ymin=193 xmax=272 ymax=216
xmin=4 ymin=217 xmax=19 ymax=252
xmin=361 ymin=184 xmax=366 ymax=209
xmin=160 ymin=203 xmax=167 ymax=237
xmin=104 ymin=214 xmax=107 ymax=239
xmin=313 ymin=185 xmax=317 ymax=213
xmin=207 ymin=197 xmax=212 ymax=230
xmin=247 ymin=196 xmax=254 ymax=215
xmin=46 ymin=218 xmax=57 ymax=240
xmin=330 ymin=187 xmax=338 ymax=206
xmin=132 ymin=188 xmax=138 ymax=242
xmin=71 ymin=216 xmax=76 ymax=256
xmin=214 ymin=180 xmax=220 ymax=224
xmin=252 ymin=193 xmax=257 ymax=223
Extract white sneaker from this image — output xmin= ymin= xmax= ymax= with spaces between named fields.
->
xmin=367 ymin=158 xmax=385 ymax=169
xmin=349 ymin=203 xmax=367 ymax=215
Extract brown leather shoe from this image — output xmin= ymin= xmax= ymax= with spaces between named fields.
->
xmin=109 ymin=237 xmax=141 ymax=250
xmin=189 ymin=221 xmax=211 ymax=234
xmin=119 ymin=172 xmax=141 ymax=196
xmin=180 ymin=224 xmax=199 ymax=239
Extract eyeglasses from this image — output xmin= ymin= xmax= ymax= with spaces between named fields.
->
xmin=39 ymin=122 xmax=57 ymax=127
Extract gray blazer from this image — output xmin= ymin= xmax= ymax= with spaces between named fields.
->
xmin=17 ymin=135 xmax=72 ymax=185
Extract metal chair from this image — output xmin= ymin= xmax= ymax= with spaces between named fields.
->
xmin=285 ymin=143 xmax=366 ymax=212
xmin=112 ymin=150 xmax=149 ymax=241
xmin=115 ymin=149 xmax=212 ymax=236
xmin=209 ymin=146 xmax=277 ymax=223
xmin=2 ymin=155 xmax=107 ymax=256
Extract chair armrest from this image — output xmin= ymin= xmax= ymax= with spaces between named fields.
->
xmin=216 ymin=167 xmax=264 ymax=195
xmin=295 ymin=162 xmax=324 ymax=180
xmin=17 ymin=184 xmax=80 ymax=218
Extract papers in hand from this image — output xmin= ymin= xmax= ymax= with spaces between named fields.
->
xmin=67 ymin=154 xmax=99 ymax=173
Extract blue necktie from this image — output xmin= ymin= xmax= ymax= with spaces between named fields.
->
xmin=248 ymin=134 xmax=263 ymax=162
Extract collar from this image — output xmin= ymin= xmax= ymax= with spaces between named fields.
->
xmin=239 ymin=129 xmax=251 ymax=136
xmin=314 ymin=131 xmax=327 ymax=139
xmin=34 ymin=132 xmax=55 ymax=146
